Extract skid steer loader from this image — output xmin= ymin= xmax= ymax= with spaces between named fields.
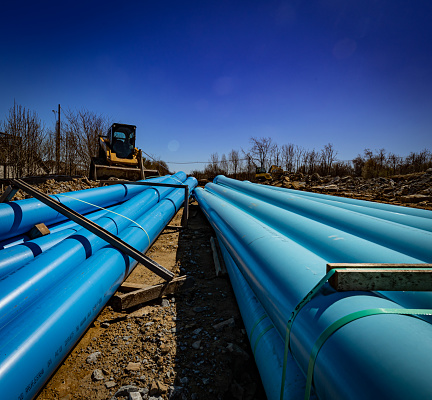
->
xmin=89 ymin=123 xmax=160 ymax=181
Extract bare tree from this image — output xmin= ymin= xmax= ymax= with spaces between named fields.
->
xmin=305 ymin=149 xmax=318 ymax=174
xmin=270 ymin=143 xmax=281 ymax=167
xmin=249 ymin=137 xmax=275 ymax=170
xmin=220 ymin=153 xmax=228 ymax=174
xmin=281 ymin=143 xmax=295 ymax=173
xmin=320 ymin=143 xmax=338 ymax=175
xmin=294 ymin=145 xmax=305 ymax=172
xmin=3 ymin=102 xmax=47 ymax=177
xmin=377 ymin=148 xmax=386 ymax=170
xmin=62 ymin=108 xmax=111 ymax=175
xmin=387 ymin=153 xmax=398 ymax=175
xmin=229 ymin=149 xmax=240 ymax=177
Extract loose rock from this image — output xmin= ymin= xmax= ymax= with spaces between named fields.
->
xmin=92 ymin=369 xmax=105 ymax=381
xmin=86 ymin=351 xmax=101 ymax=364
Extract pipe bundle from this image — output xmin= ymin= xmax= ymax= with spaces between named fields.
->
xmin=0 ymin=173 xmax=197 ymax=399
xmin=194 ymin=176 xmax=432 ymax=400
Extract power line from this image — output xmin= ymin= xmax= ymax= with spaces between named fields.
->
xmin=164 ymin=158 xmax=251 ymax=165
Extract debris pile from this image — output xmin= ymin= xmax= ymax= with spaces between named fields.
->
xmin=267 ymin=168 xmax=432 ymax=208
xmin=1 ymin=177 xmax=99 ymax=200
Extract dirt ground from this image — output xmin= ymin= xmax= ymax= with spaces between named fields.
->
xmin=35 ymin=200 xmax=265 ymax=400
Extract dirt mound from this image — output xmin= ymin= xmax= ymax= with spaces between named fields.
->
xmin=266 ymin=169 xmax=432 ymax=209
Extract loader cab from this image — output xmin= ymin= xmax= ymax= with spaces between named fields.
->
xmin=107 ymin=123 xmax=136 ymax=159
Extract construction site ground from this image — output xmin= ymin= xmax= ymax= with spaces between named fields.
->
xmin=36 ymin=200 xmax=265 ymax=400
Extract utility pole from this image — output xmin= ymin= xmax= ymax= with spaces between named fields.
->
xmin=56 ymin=104 xmax=60 ymax=174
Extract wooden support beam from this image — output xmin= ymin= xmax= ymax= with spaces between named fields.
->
xmin=28 ymin=223 xmax=50 ymax=239
xmin=327 ymin=263 xmax=432 ymax=291
xmin=210 ymin=237 xmax=227 ymax=277
xmin=0 ymin=185 xmax=18 ymax=202
xmin=111 ymin=275 xmax=194 ymax=310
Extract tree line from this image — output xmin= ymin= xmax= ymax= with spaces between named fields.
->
xmin=0 ymin=102 xmax=167 ymax=178
xmin=191 ymin=137 xmax=432 ymax=180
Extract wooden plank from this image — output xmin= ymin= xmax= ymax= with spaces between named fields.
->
xmin=326 ymin=263 xmax=432 ymax=291
xmin=118 ymin=282 xmax=151 ymax=293
xmin=213 ymin=236 xmax=227 ymax=275
xmin=28 ymin=223 xmax=50 ymax=239
xmin=327 ymin=263 xmax=432 ymax=273
xmin=210 ymin=237 xmax=222 ymax=277
xmin=0 ymin=185 xmax=18 ymax=202
xmin=111 ymin=275 xmax=194 ymax=310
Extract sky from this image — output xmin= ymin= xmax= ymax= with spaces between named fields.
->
xmin=1 ymin=0 xmax=432 ymax=173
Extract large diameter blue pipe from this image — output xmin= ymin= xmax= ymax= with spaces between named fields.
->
xmin=0 ymin=207 xmax=112 ymax=250
xmin=0 ymin=176 xmax=197 ymax=400
xmin=219 ymin=237 xmax=315 ymax=400
xmin=258 ymin=179 xmax=432 ymax=220
xmin=0 ymin=174 xmax=184 ymax=275
xmin=0 ymin=176 xmax=168 ymax=240
xmin=0 ymin=208 xmax=113 ymax=278
xmin=205 ymin=182 xmax=430 ymax=263
xmin=215 ymin=176 xmax=432 ymax=233
xmin=210 ymin=178 xmax=432 ymax=315
xmin=0 ymin=173 xmax=187 ymax=330
xmin=194 ymin=187 xmax=432 ymax=399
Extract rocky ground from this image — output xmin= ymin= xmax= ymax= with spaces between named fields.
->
xmin=266 ymin=168 xmax=432 ymax=209
xmin=1 ymin=171 xmax=431 ymax=400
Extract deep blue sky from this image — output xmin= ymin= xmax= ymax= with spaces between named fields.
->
xmin=1 ymin=1 xmax=431 ymax=173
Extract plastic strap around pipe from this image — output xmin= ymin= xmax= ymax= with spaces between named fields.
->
xmin=304 ymin=308 xmax=432 ymax=400
xmin=248 ymin=314 xmax=268 ymax=342
xmin=57 ymin=194 xmax=152 ymax=246
xmin=280 ymin=269 xmax=336 ymax=399
xmin=253 ymin=324 xmax=275 ymax=355
xmin=280 ymin=267 xmax=432 ymax=400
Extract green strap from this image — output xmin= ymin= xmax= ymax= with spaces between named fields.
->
xmin=249 ymin=314 xmax=268 ymax=342
xmin=253 ymin=324 xmax=275 ymax=355
xmin=280 ymin=269 xmax=336 ymax=400
xmin=280 ymin=267 xmax=429 ymax=400
xmin=304 ymin=308 xmax=432 ymax=400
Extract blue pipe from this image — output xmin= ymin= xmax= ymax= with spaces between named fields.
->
xmin=210 ymin=177 xmax=432 ymax=315
xmin=0 ymin=176 xmax=197 ymax=400
xmin=0 ymin=173 xmax=187 ymax=330
xmin=0 ymin=208 xmax=113 ymax=278
xmin=206 ymin=177 xmax=432 ymax=263
xmin=219 ymin=237 xmax=316 ymax=400
xmin=215 ymin=176 xmax=432 ymax=233
xmin=205 ymin=182 xmax=431 ymax=263
xmin=0 ymin=176 xmax=168 ymax=241
xmin=0 ymin=207 xmax=113 ymax=250
xmin=194 ymin=186 xmax=432 ymax=400
xmin=258 ymin=180 xmax=432 ymax=219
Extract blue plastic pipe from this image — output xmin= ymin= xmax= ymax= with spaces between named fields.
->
xmin=0 ymin=175 xmax=182 ymax=276
xmin=219 ymin=237 xmax=316 ymax=400
xmin=0 ymin=208 xmax=113 ymax=278
xmin=194 ymin=186 xmax=432 ymax=400
xmin=214 ymin=176 xmax=432 ymax=234
xmin=210 ymin=177 xmax=432 ymax=315
xmin=0 ymin=176 xmax=197 ymax=400
xmin=0 ymin=176 xmax=168 ymax=240
xmin=0 ymin=173 xmax=187 ymax=330
xmin=260 ymin=180 xmax=432 ymax=219
xmin=205 ymin=182 xmax=431 ymax=263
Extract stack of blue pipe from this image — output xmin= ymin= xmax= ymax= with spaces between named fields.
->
xmin=194 ymin=175 xmax=432 ymax=400
xmin=0 ymin=173 xmax=197 ymax=400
